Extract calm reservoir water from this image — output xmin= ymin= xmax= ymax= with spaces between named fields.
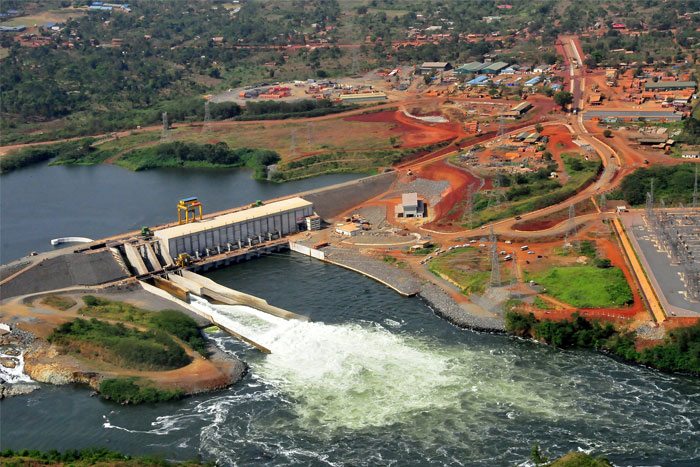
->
xmin=0 ymin=163 xmax=360 ymax=263
xmin=1 ymin=165 xmax=699 ymax=465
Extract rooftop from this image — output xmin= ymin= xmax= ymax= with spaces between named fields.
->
xmin=155 ymin=197 xmax=313 ymax=240
xmin=402 ymin=192 xmax=418 ymax=207
xmin=645 ymin=80 xmax=697 ymax=89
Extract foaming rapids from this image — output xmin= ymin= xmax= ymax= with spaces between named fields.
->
xmin=189 ymin=296 xmax=568 ymax=432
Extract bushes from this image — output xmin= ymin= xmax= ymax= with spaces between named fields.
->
xmin=0 ymin=139 xmax=97 ymax=174
xmin=49 ymin=318 xmax=192 ymax=370
xmin=151 ymin=310 xmax=207 ymax=356
xmin=99 ymin=378 xmax=183 ymax=405
xmin=505 ymin=311 xmax=700 ymax=375
xmin=0 ymin=448 xmax=144 ymax=464
xmin=116 ymin=141 xmax=280 ymax=178
xmin=80 ymin=295 xmax=208 ymax=356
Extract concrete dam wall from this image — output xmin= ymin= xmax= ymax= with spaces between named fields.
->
xmin=301 ymin=172 xmax=397 ymax=219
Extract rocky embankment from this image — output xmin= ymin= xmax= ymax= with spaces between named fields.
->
xmin=0 ymin=328 xmax=40 ymax=399
xmin=419 ymin=283 xmax=505 ymax=332
xmin=1 ymin=328 xmax=247 ymax=400
xmin=321 ymin=247 xmax=505 ymax=331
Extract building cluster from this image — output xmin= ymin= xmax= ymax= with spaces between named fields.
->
xmin=88 ymin=2 xmax=132 ymax=13
xmin=417 ymin=59 xmax=561 ymax=97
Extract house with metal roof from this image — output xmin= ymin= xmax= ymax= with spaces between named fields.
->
xmin=524 ymin=76 xmax=541 ymax=87
xmin=467 ymin=75 xmax=489 ymax=86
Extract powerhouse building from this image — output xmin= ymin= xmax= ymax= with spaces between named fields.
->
xmin=155 ymin=197 xmax=314 ymax=259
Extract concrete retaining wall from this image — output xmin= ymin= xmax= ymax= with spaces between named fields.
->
xmin=289 ymin=242 xmax=325 ymax=260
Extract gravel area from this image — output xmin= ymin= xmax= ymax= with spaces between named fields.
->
xmin=322 ymin=246 xmax=505 ymax=331
xmin=389 ymin=178 xmax=449 ymax=207
xmin=322 ymin=246 xmax=422 ymax=296
xmin=353 ymin=205 xmax=389 ymax=229
xmin=419 ymin=283 xmax=505 ymax=332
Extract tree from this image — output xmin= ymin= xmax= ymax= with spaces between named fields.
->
xmin=553 ymin=91 xmax=574 ymax=110
xmin=603 ymin=129 xmax=613 ymax=138
xmin=535 ymin=123 xmax=544 ymax=133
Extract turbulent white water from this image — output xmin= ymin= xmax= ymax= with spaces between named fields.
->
xmin=189 ymin=296 xmax=573 ymax=432
xmin=0 ymin=347 xmax=33 ymax=384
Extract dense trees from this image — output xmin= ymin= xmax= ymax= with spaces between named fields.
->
xmin=118 ymin=141 xmax=280 ymax=177
xmin=613 ymin=164 xmax=698 ymax=205
xmin=505 ymin=312 xmax=700 ymax=375
xmin=553 ymin=91 xmax=574 ymax=110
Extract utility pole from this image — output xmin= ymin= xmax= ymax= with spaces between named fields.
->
xmin=693 ymin=165 xmax=698 ymax=209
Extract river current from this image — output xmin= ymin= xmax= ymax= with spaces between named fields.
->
xmin=1 ymin=165 xmax=699 ymax=465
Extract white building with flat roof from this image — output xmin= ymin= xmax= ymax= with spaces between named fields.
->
xmin=395 ymin=193 xmax=424 ymax=218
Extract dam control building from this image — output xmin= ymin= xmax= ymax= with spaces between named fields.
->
xmin=155 ymin=197 xmax=314 ymax=259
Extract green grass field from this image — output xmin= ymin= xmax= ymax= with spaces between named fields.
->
xmin=533 ymin=266 xmax=633 ymax=308
xmin=428 ymin=246 xmax=510 ymax=294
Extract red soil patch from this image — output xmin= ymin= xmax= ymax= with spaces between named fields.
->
xmin=345 ymin=110 xmax=459 ymax=148
xmin=414 ymin=159 xmax=482 ymax=231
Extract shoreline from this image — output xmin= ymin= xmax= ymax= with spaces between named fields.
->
xmin=311 ymin=246 xmax=506 ymax=332
xmin=0 ymin=286 xmax=248 ymax=401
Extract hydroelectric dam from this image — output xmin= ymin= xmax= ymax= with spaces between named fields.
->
xmin=0 ymin=173 xmax=399 ymax=351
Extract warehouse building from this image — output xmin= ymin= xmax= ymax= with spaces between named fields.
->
xmin=155 ymin=197 xmax=314 ymax=259
xmin=482 ymin=61 xmax=509 ymax=74
xmin=338 ymin=91 xmax=388 ymax=103
xmin=419 ymin=62 xmax=453 ymax=75
xmin=644 ymin=81 xmax=696 ymax=91
xmin=455 ymin=61 xmax=488 ymax=75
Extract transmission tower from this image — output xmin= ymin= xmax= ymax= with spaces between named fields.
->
xmin=693 ymin=165 xmax=698 ymax=209
xmin=465 ymin=183 xmax=476 ymax=228
xmin=490 ymin=225 xmax=501 ymax=287
xmin=202 ymin=100 xmax=211 ymax=133
xmin=487 ymin=177 xmax=506 ymax=210
xmin=497 ymin=115 xmax=506 ymax=139
xmin=290 ymin=128 xmax=297 ymax=157
xmin=306 ymin=123 xmax=313 ymax=147
xmin=564 ymin=204 xmax=579 ymax=252
xmin=351 ymin=48 xmax=359 ymax=76
xmin=161 ymin=112 xmax=170 ymax=142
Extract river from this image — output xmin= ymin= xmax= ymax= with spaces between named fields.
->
xmin=1 ymin=165 xmax=699 ymax=465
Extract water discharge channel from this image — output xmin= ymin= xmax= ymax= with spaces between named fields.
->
xmin=1 ymin=165 xmax=699 ymax=465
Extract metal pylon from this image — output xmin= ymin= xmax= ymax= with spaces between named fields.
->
xmin=202 ymin=101 xmax=211 ymax=133
xmin=497 ymin=115 xmax=505 ymax=139
xmin=290 ymin=128 xmax=297 ymax=157
xmin=490 ymin=225 xmax=501 ymax=287
xmin=161 ymin=112 xmax=170 ymax=142
xmin=564 ymin=204 xmax=579 ymax=252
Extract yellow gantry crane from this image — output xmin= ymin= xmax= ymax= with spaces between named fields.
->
xmin=177 ymin=197 xmax=203 ymax=224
